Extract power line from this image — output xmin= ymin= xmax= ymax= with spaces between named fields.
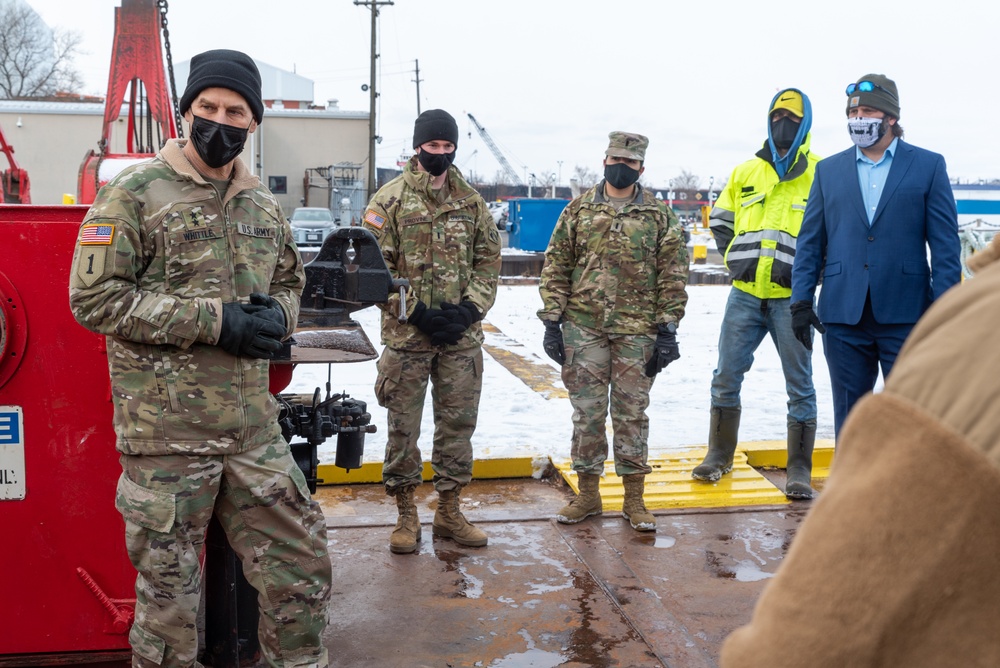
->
xmin=352 ymin=0 xmax=394 ymax=198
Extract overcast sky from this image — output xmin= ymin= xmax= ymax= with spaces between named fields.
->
xmin=23 ymin=0 xmax=999 ymax=189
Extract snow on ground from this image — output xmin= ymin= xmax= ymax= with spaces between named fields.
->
xmin=287 ymin=283 xmax=837 ymax=467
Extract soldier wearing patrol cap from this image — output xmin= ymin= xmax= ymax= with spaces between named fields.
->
xmin=538 ymin=131 xmax=689 ymax=532
xmin=691 ymin=87 xmax=822 ymax=500
xmin=69 ymin=48 xmax=331 ymax=668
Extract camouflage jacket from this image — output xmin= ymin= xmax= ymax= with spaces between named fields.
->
xmin=361 ymin=156 xmax=502 ymax=351
xmin=68 ymin=139 xmax=305 ymax=456
xmin=538 ymin=181 xmax=689 ymax=333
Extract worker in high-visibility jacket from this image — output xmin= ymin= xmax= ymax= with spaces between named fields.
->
xmin=691 ymin=88 xmax=822 ymax=499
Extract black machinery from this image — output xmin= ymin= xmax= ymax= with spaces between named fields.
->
xmin=203 ymin=226 xmax=407 ymax=667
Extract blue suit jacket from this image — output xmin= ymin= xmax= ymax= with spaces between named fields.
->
xmin=791 ymin=140 xmax=961 ymax=325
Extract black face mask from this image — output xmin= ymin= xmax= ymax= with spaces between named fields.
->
xmin=417 ymin=150 xmax=455 ymax=177
xmin=604 ymin=162 xmax=640 ymax=189
xmin=189 ymin=115 xmax=250 ymax=169
xmin=770 ymin=116 xmax=800 ymax=150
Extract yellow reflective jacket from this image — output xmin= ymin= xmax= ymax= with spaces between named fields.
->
xmin=710 ymin=135 xmax=820 ymax=299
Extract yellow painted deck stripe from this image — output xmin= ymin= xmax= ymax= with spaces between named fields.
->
xmin=316 ymin=318 xmax=837 ymax=510
xmin=552 ymin=440 xmax=836 ymax=510
xmin=318 ymin=457 xmax=540 ymax=485
xmin=320 ymin=442 xmax=835 ymax=510
xmin=481 ymin=322 xmax=567 ymax=399
xmin=739 ymin=439 xmax=835 ymax=468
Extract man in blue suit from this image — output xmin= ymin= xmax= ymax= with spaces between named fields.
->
xmin=791 ymin=73 xmax=961 ymax=439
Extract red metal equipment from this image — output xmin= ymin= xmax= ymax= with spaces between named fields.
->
xmin=0 ymin=122 xmax=30 ymax=204
xmin=77 ymin=0 xmax=179 ymax=205
xmin=0 ymin=205 xmax=133 ymax=665
xmin=0 ymin=198 xmax=396 ymax=665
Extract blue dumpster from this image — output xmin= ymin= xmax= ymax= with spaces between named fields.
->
xmin=507 ymin=198 xmax=570 ymax=252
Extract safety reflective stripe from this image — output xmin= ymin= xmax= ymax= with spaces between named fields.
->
xmin=791 ymin=203 xmax=806 ymax=212
xmin=740 ymin=194 xmax=765 ymax=207
xmin=726 ymin=229 xmax=798 ymax=285
xmin=729 ymin=230 xmax=798 ymax=257
xmin=709 ymin=207 xmax=734 ymax=231
xmin=710 ymin=206 xmax=735 ymax=222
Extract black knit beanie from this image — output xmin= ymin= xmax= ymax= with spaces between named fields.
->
xmin=412 ymin=109 xmax=458 ymax=149
xmin=180 ymin=49 xmax=264 ymax=123
xmin=846 ymin=73 xmax=900 ymax=119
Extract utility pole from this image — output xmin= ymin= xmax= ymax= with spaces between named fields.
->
xmin=354 ymin=0 xmax=393 ymax=199
xmin=412 ymin=59 xmax=423 ymax=116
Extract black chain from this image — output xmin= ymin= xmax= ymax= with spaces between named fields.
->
xmin=158 ymin=0 xmax=183 ymax=138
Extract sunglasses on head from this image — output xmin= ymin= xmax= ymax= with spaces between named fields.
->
xmin=846 ymin=81 xmax=898 ymax=101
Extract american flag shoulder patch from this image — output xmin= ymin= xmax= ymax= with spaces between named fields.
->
xmin=80 ymin=224 xmax=115 ymax=245
xmin=364 ymin=209 xmax=386 ymax=229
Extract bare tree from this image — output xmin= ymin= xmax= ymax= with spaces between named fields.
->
xmin=535 ymin=171 xmax=555 ymax=187
xmin=573 ymin=165 xmax=598 ymax=189
xmin=669 ymin=169 xmax=701 ymax=190
xmin=0 ymin=0 xmax=82 ymax=99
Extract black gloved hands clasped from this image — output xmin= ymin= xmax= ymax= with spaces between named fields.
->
xmin=644 ymin=322 xmax=680 ymax=378
xmin=542 ymin=320 xmax=565 ymax=365
xmin=431 ymin=301 xmax=481 ymax=347
xmin=409 ymin=300 xmax=474 ymax=347
xmin=218 ymin=301 xmax=285 ymax=359
xmin=790 ymin=300 xmax=825 ymax=351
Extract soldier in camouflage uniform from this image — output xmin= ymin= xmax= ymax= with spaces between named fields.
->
xmin=68 ymin=50 xmax=331 ymax=668
xmin=538 ymin=132 xmax=689 ymax=532
xmin=362 ymin=109 xmax=502 ymax=555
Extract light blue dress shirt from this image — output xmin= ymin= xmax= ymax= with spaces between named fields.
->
xmin=856 ymin=137 xmax=898 ymax=225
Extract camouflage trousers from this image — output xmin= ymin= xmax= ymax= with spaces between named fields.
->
xmin=375 ymin=345 xmax=483 ymax=494
xmin=115 ymin=440 xmax=332 ymax=668
xmin=562 ymin=321 xmax=656 ymax=477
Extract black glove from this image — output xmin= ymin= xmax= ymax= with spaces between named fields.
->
xmin=218 ymin=302 xmax=285 ymax=358
xmin=407 ymin=301 xmax=436 ymax=335
xmin=248 ymin=292 xmax=286 ymax=329
xmin=644 ymin=322 xmax=680 ymax=378
xmin=429 ymin=301 xmax=481 ymax=347
xmin=409 ymin=301 xmax=464 ymax=346
xmin=790 ymin=300 xmax=826 ymax=351
xmin=542 ymin=320 xmax=565 ymax=365
xmin=441 ymin=301 xmax=481 ymax=328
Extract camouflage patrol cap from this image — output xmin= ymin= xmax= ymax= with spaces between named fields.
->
xmin=605 ymin=132 xmax=648 ymax=161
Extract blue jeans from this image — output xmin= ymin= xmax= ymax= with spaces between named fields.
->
xmin=711 ymin=289 xmax=817 ymax=422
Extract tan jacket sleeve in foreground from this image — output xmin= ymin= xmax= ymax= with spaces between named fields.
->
xmin=722 ymin=237 xmax=1000 ymax=668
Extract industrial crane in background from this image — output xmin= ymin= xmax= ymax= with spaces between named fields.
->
xmin=466 ymin=113 xmax=524 ymax=186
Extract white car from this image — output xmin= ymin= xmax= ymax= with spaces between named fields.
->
xmin=289 ymin=207 xmax=338 ymax=247
xmin=488 ymin=201 xmax=509 ymax=230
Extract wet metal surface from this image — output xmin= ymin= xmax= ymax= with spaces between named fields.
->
xmin=318 ymin=476 xmax=810 ymax=667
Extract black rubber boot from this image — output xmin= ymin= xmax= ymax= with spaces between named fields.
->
xmin=785 ymin=419 xmax=817 ymax=499
xmin=692 ymin=406 xmax=741 ymax=481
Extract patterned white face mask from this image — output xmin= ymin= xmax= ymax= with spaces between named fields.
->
xmin=847 ymin=117 xmax=884 ymax=148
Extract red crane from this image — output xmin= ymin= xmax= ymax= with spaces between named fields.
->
xmin=77 ymin=0 xmax=181 ymax=204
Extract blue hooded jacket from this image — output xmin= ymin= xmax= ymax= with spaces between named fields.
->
xmin=767 ymin=88 xmax=812 ymax=179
